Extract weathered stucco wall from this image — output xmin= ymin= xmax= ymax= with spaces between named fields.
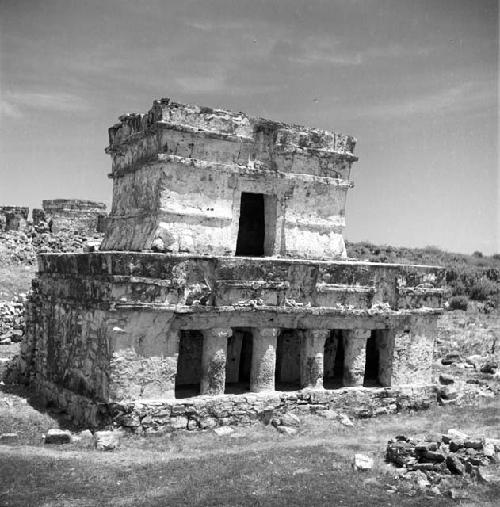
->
xmin=101 ymin=99 xmax=356 ymax=259
xmin=19 ymin=251 xmax=444 ymax=429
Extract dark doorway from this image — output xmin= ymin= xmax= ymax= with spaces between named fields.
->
xmin=235 ymin=193 xmax=265 ymax=256
xmin=275 ymin=330 xmax=301 ymax=391
xmin=323 ymin=330 xmax=345 ymax=389
xmin=225 ymin=329 xmax=253 ymax=394
xmin=175 ymin=330 xmax=203 ymax=398
xmin=364 ymin=331 xmax=381 ymax=386
xmin=239 ymin=331 xmax=253 ymax=383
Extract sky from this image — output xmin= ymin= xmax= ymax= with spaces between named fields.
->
xmin=0 ymin=0 xmax=498 ymax=255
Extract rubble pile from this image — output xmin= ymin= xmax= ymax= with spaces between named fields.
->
xmin=0 ymin=293 xmax=27 ymax=344
xmin=386 ymin=430 xmax=500 ymax=495
xmin=436 ymin=350 xmax=500 ymax=406
xmin=0 ymin=228 xmax=104 ymax=265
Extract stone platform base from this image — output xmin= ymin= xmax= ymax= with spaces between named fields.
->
xmin=33 ymin=379 xmax=436 ymax=432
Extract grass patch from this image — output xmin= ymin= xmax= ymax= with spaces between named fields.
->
xmin=1 ymin=394 xmax=499 ymax=506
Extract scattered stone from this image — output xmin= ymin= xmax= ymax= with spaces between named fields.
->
xmin=439 ymin=385 xmax=458 ymax=400
xmin=387 ymin=429 xmax=500 ymax=496
xmin=438 ymin=374 xmax=454 ymax=385
xmin=338 ymin=414 xmax=354 ymax=427
xmin=447 ymin=488 xmax=468 ymax=500
xmin=482 ymin=441 xmax=495 ymax=457
xmin=441 ymin=352 xmax=462 ymax=366
xmin=261 ymin=407 xmax=274 ymax=425
xmin=95 ymin=430 xmax=121 ymax=451
xmin=449 ymin=439 xmax=465 ymax=452
xmin=72 ymin=429 xmax=94 ymax=444
xmin=0 ymin=432 xmax=19 ymax=443
xmin=446 ymin=455 xmax=465 ymax=475
xmin=353 ymin=454 xmax=373 ymax=471
xmin=465 ymin=355 xmax=483 ymax=369
xmin=480 ymin=361 xmax=498 ymax=374
xmin=424 ymin=450 xmax=446 ymax=463
xmin=464 ymin=438 xmax=483 ymax=450
xmin=276 ymin=426 xmax=297 ymax=436
xmin=213 ymin=426 xmax=234 ymax=436
xmin=484 ymin=438 xmax=500 ymax=453
xmin=44 ymin=428 xmax=72 ymax=445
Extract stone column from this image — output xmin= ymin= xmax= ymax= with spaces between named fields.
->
xmin=343 ymin=329 xmax=371 ymax=387
xmin=250 ymin=328 xmax=278 ymax=392
xmin=300 ymin=330 xmax=329 ymax=389
xmin=377 ymin=329 xmax=395 ymax=387
xmin=200 ymin=328 xmax=231 ymax=395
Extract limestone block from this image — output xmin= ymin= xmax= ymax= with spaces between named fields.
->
xmin=44 ymin=429 xmax=72 ymax=445
xmin=95 ymin=430 xmax=121 ymax=451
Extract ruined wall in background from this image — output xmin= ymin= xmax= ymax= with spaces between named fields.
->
xmin=0 ymin=206 xmax=29 ymax=231
xmin=39 ymin=199 xmax=107 ymax=234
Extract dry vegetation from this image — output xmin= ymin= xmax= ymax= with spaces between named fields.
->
xmin=346 ymin=241 xmax=500 ymax=311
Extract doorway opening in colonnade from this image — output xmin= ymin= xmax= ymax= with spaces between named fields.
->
xmin=275 ymin=329 xmax=301 ymax=391
xmin=225 ymin=328 xmax=253 ymax=395
xmin=175 ymin=330 xmax=203 ymax=399
xmin=363 ymin=330 xmax=392 ymax=387
xmin=323 ymin=330 xmax=345 ymax=389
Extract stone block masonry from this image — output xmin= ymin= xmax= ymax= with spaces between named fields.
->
xmin=19 ymin=98 xmax=447 ymax=431
xmin=34 ymin=199 xmax=107 ymax=234
xmin=0 ymin=206 xmax=29 ymax=231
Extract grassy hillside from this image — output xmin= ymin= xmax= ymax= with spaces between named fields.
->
xmin=346 ymin=241 xmax=499 ymax=310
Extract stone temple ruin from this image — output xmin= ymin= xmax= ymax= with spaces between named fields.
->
xmin=33 ymin=199 xmax=107 ymax=234
xmin=19 ymin=99 xmax=446 ymax=431
xmin=0 ymin=200 xmax=107 ymax=234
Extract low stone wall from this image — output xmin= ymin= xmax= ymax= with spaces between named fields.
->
xmin=27 ymin=378 xmax=436 ymax=431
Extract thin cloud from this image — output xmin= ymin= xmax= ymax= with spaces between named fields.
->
xmin=0 ymin=91 xmax=90 ymax=118
xmin=184 ymin=19 xmax=248 ymax=32
xmin=290 ymin=35 xmax=434 ymax=67
xmin=357 ymin=80 xmax=496 ymax=119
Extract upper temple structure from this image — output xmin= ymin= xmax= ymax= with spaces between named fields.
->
xmin=101 ymin=98 xmax=355 ymax=258
xmin=19 ymin=99 xmax=447 ymax=431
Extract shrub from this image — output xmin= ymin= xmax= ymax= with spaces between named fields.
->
xmin=448 ymin=295 xmax=469 ymax=311
xmin=469 ymin=277 xmax=498 ymax=301
xmin=473 ymin=250 xmax=484 ymax=258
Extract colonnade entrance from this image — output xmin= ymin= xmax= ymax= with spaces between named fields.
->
xmin=174 ymin=327 xmax=391 ymax=399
